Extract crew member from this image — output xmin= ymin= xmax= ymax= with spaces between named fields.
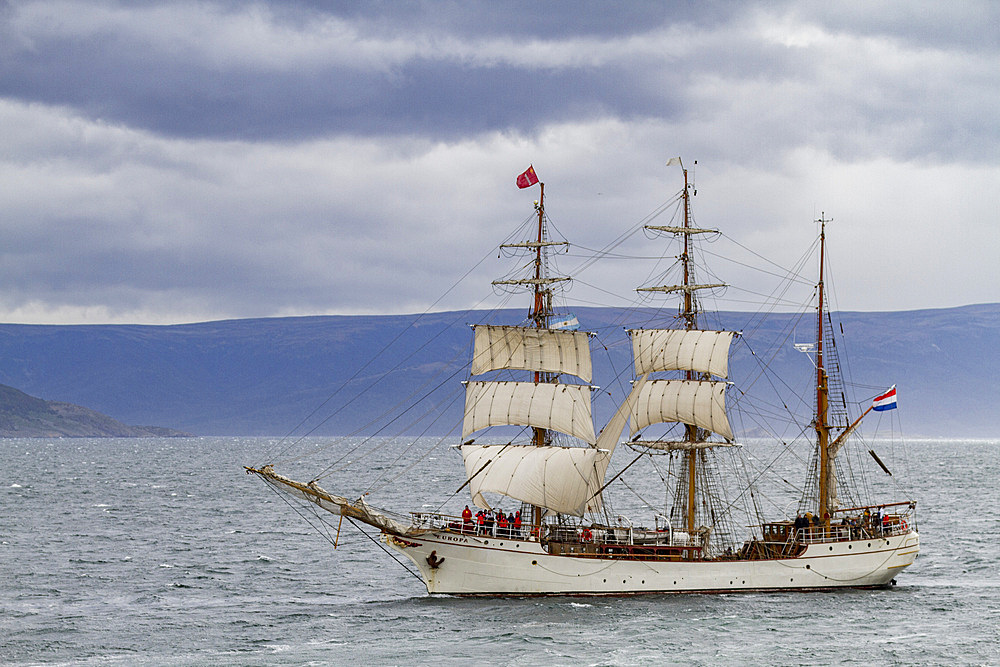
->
xmin=462 ymin=505 xmax=473 ymax=533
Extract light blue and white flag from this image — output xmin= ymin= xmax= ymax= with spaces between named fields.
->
xmin=550 ymin=314 xmax=580 ymax=331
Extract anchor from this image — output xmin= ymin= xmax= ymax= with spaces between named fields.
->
xmin=426 ymin=550 xmax=445 ymax=569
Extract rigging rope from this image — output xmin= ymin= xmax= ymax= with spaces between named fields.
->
xmin=345 ymin=518 xmax=425 ymax=584
xmin=257 ymin=476 xmax=424 ymax=584
xmin=263 ymin=240 xmax=505 ymax=464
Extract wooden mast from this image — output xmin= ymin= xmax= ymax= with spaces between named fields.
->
xmin=494 ymin=175 xmax=571 ymax=535
xmin=531 ymin=182 xmax=548 ymax=331
xmin=636 ymin=159 xmax=724 ymax=540
xmin=680 ymin=166 xmax=698 ymax=536
xmin=531 ymin=183 xmax=548 ymax=532
xmin=495 ymin=173 xmax=571 ymax=535
xmin=815 ymin=214 xmax=832 ymax=526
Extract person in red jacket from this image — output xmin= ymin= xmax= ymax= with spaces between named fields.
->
xmin=462 ymin=505 xmax=473 ymax=533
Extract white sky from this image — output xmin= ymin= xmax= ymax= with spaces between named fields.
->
xmin=0 ymin=0 xmax=997 ymax=324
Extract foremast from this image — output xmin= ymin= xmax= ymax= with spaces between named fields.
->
xmin=520 ymin=182 xmax=555 ymax=531
xmin=480 ymin=175 xmax=573 ymax=530
xmin=635 ymin=159 xmax=728 ymax=538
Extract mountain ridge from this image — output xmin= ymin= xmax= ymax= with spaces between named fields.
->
xmin=0 ymin=303 xmax=994 ymax=437
xmin=0 ymin=383 xmax=189 ymax=437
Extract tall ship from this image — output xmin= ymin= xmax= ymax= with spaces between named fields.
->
xmin=247 ymin=161 xmax=919 ymax=594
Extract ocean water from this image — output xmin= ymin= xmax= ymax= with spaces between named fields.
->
xmin=2 ymin=437 xmax=998 ymax=666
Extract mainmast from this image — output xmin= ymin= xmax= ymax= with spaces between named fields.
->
xmin=680 ymin=168 xmax=698 ymax=535
xmin=637 ymin=159 xmax=724 ymax=536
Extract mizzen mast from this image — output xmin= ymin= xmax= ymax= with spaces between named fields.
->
xmin=815 ymin=213 xmax=833 ymax=526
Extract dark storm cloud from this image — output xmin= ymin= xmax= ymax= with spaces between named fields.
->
xmin=0 ymin=1 xmax=693 ymax=141
xmin=3 ymin=0 xmax=996 ymax=163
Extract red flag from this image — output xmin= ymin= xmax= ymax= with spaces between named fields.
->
xmin=516 ymin=165 xmax=539 ymax=189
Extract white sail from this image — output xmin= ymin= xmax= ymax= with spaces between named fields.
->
xmin=588 ymin=374 xmax=650 ymax=512
xmin=630 ymin=329 xmax=734 ymax=378
xmin=460 ymin=444 xmax=608 ymax=516
xmin=471 ymin=325 xmax=592 ymax=382
xmin=594 ymin=375 xmax=650 ymax=459
xmin=463 ymin=381 xmax=597 ymax=444
xmin=630 ymin=379 xmax=733 ymax=440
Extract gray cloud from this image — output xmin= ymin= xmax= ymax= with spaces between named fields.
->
xmin=0 ymin=1 xmax=997 ymax=323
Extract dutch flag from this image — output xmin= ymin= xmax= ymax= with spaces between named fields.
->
xmin=872 ymin=385 xmax=898 ymax=411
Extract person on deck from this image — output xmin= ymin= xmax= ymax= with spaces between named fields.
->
xmin=498 ymin=512 xmax=509 ymax=538
xmin=462 ymin=505 xmax=473 ymax=532
xmin=513 ymin=511 xmax=522 ymax=537
xmin=476 ymin=510 xmax=485 ymax=535
xmin=485 ymin=510 xmax=494 ymax=537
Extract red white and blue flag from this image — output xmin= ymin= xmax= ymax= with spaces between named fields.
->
xmin=872 ymin=385 xmax=898 ymax=411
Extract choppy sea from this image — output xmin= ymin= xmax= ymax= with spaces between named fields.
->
xmin=2 ymin=437 xmax=998 ymax=666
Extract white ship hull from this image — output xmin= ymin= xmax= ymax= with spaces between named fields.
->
xmin=386 ymin=530 xmax=920 ymax=595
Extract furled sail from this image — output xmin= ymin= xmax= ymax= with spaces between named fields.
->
xmin=630 ymin=329 xmax=734 ymax=378
xmin=630 ymin=379 xmax=733 ymax=440
xmin=463 ymin=381 xmax=597 ymax=444
xmin=471 ymin=325 xmax=592 ymax=382
xmin=460 ymin=444 xmax=608 ymax=516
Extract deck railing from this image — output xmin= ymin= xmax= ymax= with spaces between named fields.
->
xmin=795 ymin=515 xmax=915 ymax=544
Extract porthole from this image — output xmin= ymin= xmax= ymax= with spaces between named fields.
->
xmin=642 ymin=580 xmax=645 ymax=584
xmin=623 ymin=579 xmax=627 ymax=584
xmin=603 ymin=579 xmax=607 ymax=583
xmin=868 ymin=542 xmax=872 ymax=547
xmin=848 ymin=545 xmax=852 ymax=550
xmin=531 ymin=560 xmax=537 ymax=565
xmin=806 ymin=564 xmax=811 ymax=570
xmin=829 ymin=546 xmax=834 ymax=551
